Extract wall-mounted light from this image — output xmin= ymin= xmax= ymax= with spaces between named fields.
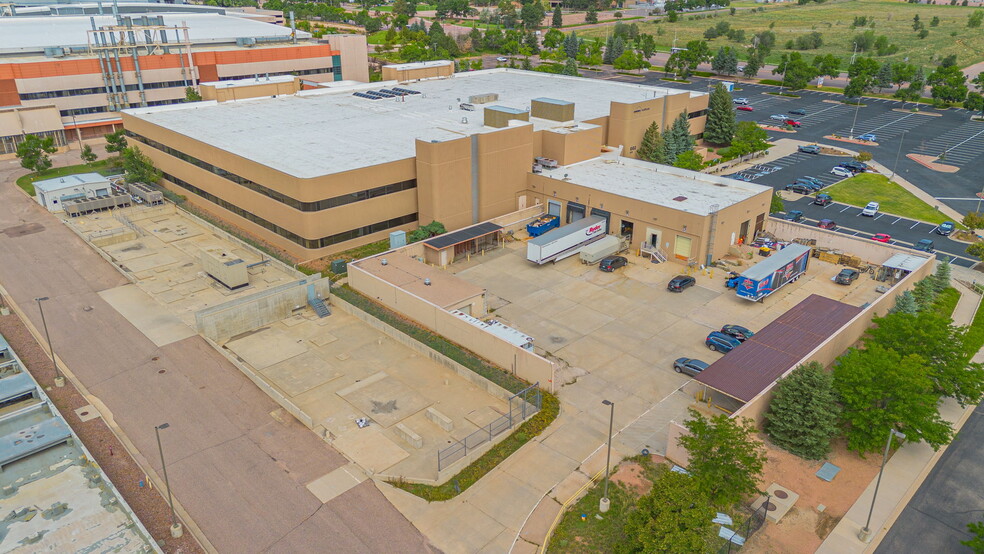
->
xmin=682 ymin=225 xmax=688 ymax=232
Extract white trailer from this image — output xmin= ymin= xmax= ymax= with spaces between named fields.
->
xmin=579 ymin=235 xmax=624 ymax=264
xmin=527 ymin=215 xmax=607 ymax=265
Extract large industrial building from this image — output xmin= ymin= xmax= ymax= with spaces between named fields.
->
xmin=0 ymin=10 xmax=368 ymax=153
xmin=121 ymin=67 xmax=771 ymax=263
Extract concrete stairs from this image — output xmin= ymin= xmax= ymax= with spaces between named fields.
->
xmin=309 ymin=297 xmax=331 ymax=318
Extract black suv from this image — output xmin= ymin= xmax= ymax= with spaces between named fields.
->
xmin=721 ymin=324 xmax=754 ymax=341
xmin=783 ymin=210 xmax=805 ymax=222
xmin=835 ymin=268 xmax=860 ymax=285
xmin=667 ymin=275 xmax=696 ymax=292
xmin=599 ymin=256 xmax=627 ymax=272
xmin=785 ymin=184 xmax=813 ymax=195
xmin=814 ymin=193 xmax=832 ymax=206
xmin=673 ymin=358 xmax=709 ymax=377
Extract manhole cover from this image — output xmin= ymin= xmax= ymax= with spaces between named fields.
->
xmin=82 ymin=306 xmax=93 ymax=312
xmin=79 ymin=411 xmax=89 ymax=417
xmin=157 ymin=369 xmax=166 ymax=374
xmin=774 ymin=490 xmax=789 ymax=500
xmin=764 ymin=501 xmax=778 ymax=511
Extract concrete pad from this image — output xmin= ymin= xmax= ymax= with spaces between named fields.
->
xmin=98 ymin=284 xmax=196 ymax=347
xmin=332 ymin=426 xmax=409 ymax=474
xmin=553 ymin=336 xmax=623 ymax=371
xmin=226 ymin=327 xmax=309 ymax=370
xmin=550 ymin=471 xmax=592 ymax=504
xmin=310 ymin=333 xmax=338 ymax=347
xmin=339 ymin=374 xmax=431 ymax=428
xmin=466 ymin=406 xmax=504 ymax=428
xmin=417 ymin=502 xmax=506 ymax=554
xmin=511 ymin=537 xmax=540 ymax=554
xmin=74 ymin=405 xmax=101 ymax=422
xmin=305 ymin=463 xmax=367 ymax=503
xmin=122 ymin=251 xmax=177 ymax=272
xmin=467 ymin=470 xmax=543 ymax=529
xmin=157 ymin=289 xmax=186 ymax=304
xmin=518 ymin=496 xmax=563 ymax=546
xmin=540 ymin=417 xmax=608 ymax=462
xmin=501 ymin=442 xmax=579 ymax=492
xmin=261 ymin=351 xmax=343 ymax=397
xmin=482 ymin=529 xmax=523 ymax=553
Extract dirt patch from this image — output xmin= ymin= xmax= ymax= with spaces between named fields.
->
xmin=1 ymin=223 xmax=45 ymax=237
xmin=742 ymin=437 xmax=881 ymax=554
xmin=610 ymin=462 xmax=652 ymax=496
xmin=906 ymin=153 xmax=960 ymax=173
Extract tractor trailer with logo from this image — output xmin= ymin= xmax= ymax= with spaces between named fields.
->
xmin=526 ymin=215 xmax=608 ymax=264
xmin=734 ymin=243 xmax=811 ymax=301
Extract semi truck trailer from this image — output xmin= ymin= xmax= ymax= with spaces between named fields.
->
xmin=526 ymin=215 xmax=607 ymax=265
xmin=734 ymin=243 xmax=811 ymax=301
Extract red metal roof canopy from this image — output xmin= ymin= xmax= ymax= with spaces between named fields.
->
xmin=695 ymin=294 xmax=863 ymax=402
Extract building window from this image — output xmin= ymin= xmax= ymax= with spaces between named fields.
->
xmin=687 ymin=109 xmax=707 ymax=119
xmin=161 ymin=171 xmax=417 ymax=249
xmin=127 ymin=130 xmax=416 ymax=212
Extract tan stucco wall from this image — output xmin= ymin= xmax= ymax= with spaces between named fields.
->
xmin=540 ymin=125 xmax=604 ymax=166
xmin=201 ymin=78 xmax=300 ymax=102
xmin=415 ymin=136 xmax=473 ymax=231
xmin=477 ymin=124 xmax=535 ymax=221
xmin=608 ymin=92 xmax=709 ymax=159
xmin=382 ymin=62 xmax=453 ymax=82
xmin=324 ymin=34 xmax=370 ymax=82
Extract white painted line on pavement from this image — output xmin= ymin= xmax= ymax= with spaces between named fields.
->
xmin=840 ymin=206 xmax=852 ymax=212
xmin=909 ymin=221 xmax=920 ymax=229
xmin=874 ymin=214 xmax=884 ymax=220
xmin=891 ymin=217 xmax=902 ymax=224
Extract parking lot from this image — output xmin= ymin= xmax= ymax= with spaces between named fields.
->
xmin=445 ymin=239 xmax=886 ymax=456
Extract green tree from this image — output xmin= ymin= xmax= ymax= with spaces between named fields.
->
xmin=105 ymin=129 xmax=128 ymax=153
xmin=968 ymin=10 xmax=983 ymax=28
xmin=562 ymin=57 xmax=579 ymax=76
xmin=586 ymin=7 xmax=598 ymax=24
xmin=711 ymin=46 xmax=738 ymax=76
xmin=679 ymin=408 xmax=767 ymax=507
xmin=666 ymin=39 xmax=711 ymax=79
xmin=542 ymin=28 xmax=564 ymax=50
xmin=184 ymin=87 xmax=202 ymax=102
xmin=15 ymin=134 xmax=57 ymax=173
xmin=667 ymin=10 xmax=678 ymax=23
xmin=934 ymin=257 xmax=952 ymax=292
xmin=80 ymin=144 xmax=98 ymax=164
xmin=892 ymin=290 xmax=918 ymax=314
xmin=928 ymin=64 xmax=969 ymax=105
xmin=121 ymin=146 xmax=162 ymax=185
xmin=637 ymin=121 xmax=668 ymax=163
xmin=552 ymin=4 xmax=562 ymax=27
xmin=833 ymin=344 xmax=954 ymax=454
xmin=624 ymin=467 xmax=715 ymax=553
xmin=845 ymin=57 xmax=881 ymax=97
xmin=912 ymin=277 xmax=939 ymax=311
xmin=875 ymin=62 xmax=894 ymax=91
xmin=963 ymin=211 xmax=984 ymax=230
xmin=704 ymin=83 xmax=737 ymax=146
xmin=673 ymin=150 xmax=704 ymax=170
xmin=963 ymin=521 xmax=984 ymax=553
xmin=731 ymin=120 xmax=769 ymax=156
xmin=637 ymin=33 xmax=657 ymax=59
xmin=867 ymin=310 xmax=984 ymax=407
xmin=770 ymin=190 xmax=784 ymax=213
xmin=774 ymin=51 xmax=818 ymax=90
xmin=603 ymin=36 xmax=625 ymax=65
xmin=968 ymin=242 xmax=984 ymax=261
xmin=520 ymin=0 xmax=545 ymax=30
xmin=667 ymin=111 xmax=695 ymax=160
xmin=614 ymin=50 xmax=650 ymax=72
xmin=812 ymin=54 xmax=842 ymax=80
xmin=742 ymin=53 xmax=762 ymax=78
xmin=765 ymin=362 xmax=841 ymax=460
xmin=965 ymin=92 xmax=984 ymax=117
xmin=563 ymin=31 xmax=579 ymax=59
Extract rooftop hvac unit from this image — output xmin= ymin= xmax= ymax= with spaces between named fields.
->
xmin=236 ymin=37 xmax=257 ymax=48
xmin=44 ymin=47 xmax=66 ymax=58
xmin=469 ymin=93 xmax=499 ymax=104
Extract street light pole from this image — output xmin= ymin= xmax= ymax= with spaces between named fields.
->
xmin=849 ymin=96 xmax=862 ymax=140
xmin=155 ymin=423 xmax=184 ymax=539
xmin=858 ymin=428 xmax=906 ymax=542
xmin=890 ymin=130 xmax=907 ymax=182
xmin=599 ymin=399 xmax=615 ymax=513
xmin=69 ymin=114 xmax=83 ymax=152
xmin=34 ymin=297 xmax=63 ymax=387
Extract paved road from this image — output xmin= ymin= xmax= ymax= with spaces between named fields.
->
xmin=605 ymin=74 xmax=984 ymax=216
xmin=876 ymin=403 xmax=984 ymax=553
xmin=0 ymin=160 xmax=434 ymax=553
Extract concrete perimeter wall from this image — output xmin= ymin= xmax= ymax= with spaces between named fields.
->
xmin=348 ymin=259 xmax=557 ymax=393
xmin=766 ymin=220 xmax=932 ymax=263
xmin=195 ymin=276 xmax=331 ymax=343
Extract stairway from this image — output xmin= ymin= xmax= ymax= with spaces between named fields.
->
xmin=309 ymin=297 xmax=331 ymax=318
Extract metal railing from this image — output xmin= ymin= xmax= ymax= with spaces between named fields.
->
xmin=437 ymin=382 xmax=541 ymax=472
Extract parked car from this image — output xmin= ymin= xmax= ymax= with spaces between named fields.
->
xmin=495 ymin=56 xmax=508 ymax=62
xmin=733 ymin=97 xmax=750 ymax=105
xmin=673 ymin=358 xmax=709 ymax=377
xmin=705 ymin=331 xmax=743 ymax=353
xmin=801 ymin=176 xmax=824 ymax=187
xmin=840 ymin=161 xmax=869 ymax=172
xmin=936 ymin=221 xmax=955 ymax=236
xmin=818 ymin=219 xmax=837 ymax=230
xmin=859 ymin=133 xmax=877 ymax=142
xmin=720 ymin=324 xmax=755 ymax=341
xmin=599 ymin=256 xmax=627 ymax=272
xmin=770 ymin=114 xmax=788 ymax=121
xmin=835 ymin=268 xmax=860 ymax=285
xmin=830 ymin=166 xmax=854 ymax=177
xmin=667 ymin=275 xmax=697 ymax=292
xmin=814 ymin=193 xmax=833 ymax=206
xmin=798 ymin=144 xmax=821 ymax=154
xmin=737 ymin=66 xmax=746 ymax=73
xmin=794 ymin=178 xmax=821 ymax=190
xmin=861 ymin=201 xmax=880 ymax=216
xmin=736 ymin=105 xmax=754 ymax=112
xmin=871 ymin=233 xmax=892 ymax=243
xmin=914 ymin=239 xmax=935 ymax=253
xmin=788 ymin=108 xmax=807 ymax=116
xmin=784 ymin=119 xmax=802 ymax=127
xmin=785 ymin=183 xmax=814 ymax=194
xmin=783 ymin=210 xmax=805 ymax=222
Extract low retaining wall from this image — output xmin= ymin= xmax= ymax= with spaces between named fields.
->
xmin=195 ymin=276 xmax=332 ymax=344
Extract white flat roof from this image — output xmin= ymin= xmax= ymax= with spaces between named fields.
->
xmin=126 ymin=69 xmax=706 ymax=179
xmin=540 ymin=157 xmax=770 ymax=215
xmin=385 ymin=60 xmax=453 ymax=70
xmin=204 ymin=74 xmax=296 ymax=89
xmin=33 ymin=172 xmax=109 ymax=193
xmin=0 ymin=14 xmax=308 ymax=54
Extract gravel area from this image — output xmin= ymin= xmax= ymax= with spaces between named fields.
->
xmin=0 ymin=302 xmax=205 ymax=554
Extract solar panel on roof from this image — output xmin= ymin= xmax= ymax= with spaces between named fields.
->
xmin=378 ymin=89 xmax=400 ymax=95
xmin=373 ymin=90 xmax=396 ymax=98
xmin=392 ymin=87 xmax=420 ymax=95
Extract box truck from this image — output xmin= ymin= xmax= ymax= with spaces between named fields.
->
xmin=579 ymin=235 xmax=625 ymax=264
xmin=527 ymin=215 xmax=607 ymax=265
xmin=734 ymin=243 xmax=811 ymax=301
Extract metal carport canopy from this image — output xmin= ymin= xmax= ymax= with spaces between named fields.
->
xmin=882 ymin=253 xmax=928 ymax=272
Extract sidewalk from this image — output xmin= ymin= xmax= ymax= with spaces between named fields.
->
xmin=817 ymin=280 xmax=982 ymax=553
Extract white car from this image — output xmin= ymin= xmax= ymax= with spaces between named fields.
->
xmin=861 ymin=201 xmax=880 ymax=216
xmin=769 ymin=114 xmax=787 ymax=121
xmin=495 ymin=56 xmax=508 ymax=62
xmin=733 ymin=97 xmax=749 ymax=105
xmin=830 ymin=166 xmax=854 ymax=177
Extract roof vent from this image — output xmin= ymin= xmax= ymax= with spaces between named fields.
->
xmin=424 ymin=278 xmax=432 ymax=286
xmin=380 ymin=259 xmax=388 ymax=266
xmin=673 ymin=196 xmax=688 ymax=202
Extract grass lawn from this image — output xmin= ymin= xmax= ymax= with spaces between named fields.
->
xmin=822 ymin=173 xmax=958 ymax=226
xmin=578 ymin=0 xmax=984 ymax=68
xmin=367 ymin=30 xmax=389 ymax=45
xmin=15 ymin=159 xmax=120 ymax=197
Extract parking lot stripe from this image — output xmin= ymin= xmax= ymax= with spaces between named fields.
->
xmin=840 ymin=206 xmax=851 ymax=212
xmin=910 ymin=221 xmax=920 ymax=229
xmin=891 ymin=217 xmax=901 ymax=224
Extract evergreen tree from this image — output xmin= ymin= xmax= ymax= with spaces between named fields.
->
xmin=605 ymin=37 xmax=625 ymax=65
xmin=892 ymin=290 xmax=919 ymax=314
xmin=552 ymin=4 xmax=562 ymax=28
xmin=603 ymin=36 xmax=615 ymax=65
xmin=876 ymin=62 xmax=894 ymax=92
xmin=711 ymin=46 xmax=738 ymax=75
xmin=703 ymin=83 xmax=737 ymax=146
xmin=524 ymin=31 xmax=540 ymax=55
xmin=104 ymin=130 xmax=128 ymax=153
xmin=765 ymin=362 xmax=841 ymax=460
xmin=563 ymin=31 xmax=579 ymax=60
xmin=562 ymin=57 xmax=579 ymax=76
xmin=668 ymin=111 xmax=694 ymax=159
xmin=934 ymin=258 xmax=952 ymax=293
xmin=585 ymin=6 xmax=598 ymax=24
xmin=638 ymin=122 xmax=666 ymax=163
xmin=912 ymin=277 xmax=938 ymax=311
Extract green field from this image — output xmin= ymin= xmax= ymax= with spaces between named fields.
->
xmin=579 ymin=0 xmax=984 ymax=68
xmin=823 ymin=173 xmax=957 ymax=225
xmin=15 ymin=159 xmax=119 ymax=197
